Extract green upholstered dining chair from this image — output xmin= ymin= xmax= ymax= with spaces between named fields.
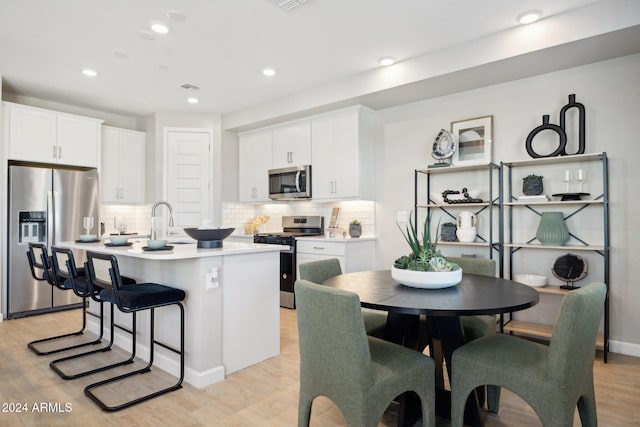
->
xmin=298 ymin=258 xmax=387 ymax=338
xmin=295 ymin=280 xmax=435 ymax=427
xmin=447 ymin=256 xmax=498 ymax=341
xmin=450 ymin=282 xmax=606 ymax=427
xmin=427 ymin=256 xmax=498 ymax=409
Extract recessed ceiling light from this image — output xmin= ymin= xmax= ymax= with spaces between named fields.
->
xmin=158 ymin=65 xmax=169 ymax=72
xmin=517 ymin=10 xmax=542 ymax=24
xmin=150 ymin=22 xmax=169 ymax=34
xmin=262 ymin=68 xmax=276 ymax=77
xmin=82 ymin=69 xmax=98 ymax=77
xmin=378 ymin=56 xmax=396 ymax=66
xmin=187 ymin=97 xmax=199 ymax=104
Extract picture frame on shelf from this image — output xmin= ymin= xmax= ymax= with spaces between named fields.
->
xmin=451 ymin=115 xmax=493 ymax=166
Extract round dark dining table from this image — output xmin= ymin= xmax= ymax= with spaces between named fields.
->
xmin=323 ymin=269 xmax=539 ymax=427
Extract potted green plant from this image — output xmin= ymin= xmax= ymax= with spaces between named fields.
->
xmin=522 ymin=174 xmax=544 ymax=196
xmin=348 ymin=219 xmax=362 ymax=238
xmin=392 ymin=212 xmax=461 ymax=288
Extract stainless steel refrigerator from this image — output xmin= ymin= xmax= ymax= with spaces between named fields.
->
xmin=7 ymin=164 xmax=99 ymax=318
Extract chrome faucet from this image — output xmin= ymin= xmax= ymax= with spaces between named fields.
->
xmin=151 ymin=200 xmax=174 ymax=228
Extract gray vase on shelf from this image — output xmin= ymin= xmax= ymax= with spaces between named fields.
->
xmin=536 ymin=212 xmax=569 ymax=245
xmin=348 ymin=223 xmax=362 ymax=238
xmin=440 ymin=223 xmax=457 ymax=242
xmin=523 ymin=176 xmax=543 ymax=195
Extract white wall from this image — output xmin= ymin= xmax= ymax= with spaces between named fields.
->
xmin=374 ymin=53 xmax=640 ymax=352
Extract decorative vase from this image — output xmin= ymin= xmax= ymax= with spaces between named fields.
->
xmin=525 ymin=114 xmax=567 ymax=159
xmin=348 ymin=224 xmax=362 ymax=238
xmin=559 ymin=94 xmax=586 ymax=156
xmin=456 ymin=211 xmax=477 ymax=243
xmin=440 ymin=223 xmax=457 ymax=242
xmin=522 ymin=177 xmax=543 ymax=196
xmin=536 ymin=212 xmax=569 ymax=245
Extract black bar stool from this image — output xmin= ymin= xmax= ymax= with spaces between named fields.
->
xmin=84 ymin=251 xmax=186 ymax=411
xmin=48 ymin=247 xmax=137 ymax=380
xmin=26 ymin=243 xmax=96 ymax=356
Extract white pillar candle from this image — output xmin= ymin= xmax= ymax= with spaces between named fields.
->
xmin=564 ymin=170 xmax=571 ymax=181
xmin=577 ymin=169 xmax=584 ymax=180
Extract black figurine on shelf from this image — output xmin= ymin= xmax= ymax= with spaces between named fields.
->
xmin=525 ymin=94 xmax=586 ymax=159
xmin=442 ymin=188 xmax=483 ymax=204
xmin=559 ymin=94 xmax=586 ymax=155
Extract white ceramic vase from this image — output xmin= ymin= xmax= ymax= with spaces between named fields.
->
xmin=456 ymin=212 xmax=477 ymax=243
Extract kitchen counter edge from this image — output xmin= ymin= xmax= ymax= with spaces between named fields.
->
xmin=57 ymin=240 xmax=289 ymax=260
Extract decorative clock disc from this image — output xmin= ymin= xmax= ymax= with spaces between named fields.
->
xmin=431 ymin=129 xmax=456 ymax=161
xmin=552 ymin=253 xmax=588 ymax=289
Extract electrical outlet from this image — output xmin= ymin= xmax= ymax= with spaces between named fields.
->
xmin=206 ymin=267 xmax=219 ymax=290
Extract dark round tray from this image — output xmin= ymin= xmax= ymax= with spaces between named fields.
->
xmin=551 ymin=192 xmax=590 ymax=201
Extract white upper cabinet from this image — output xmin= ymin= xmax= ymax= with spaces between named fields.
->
xmin=238 ymin=129 xmax=272 ymax=203
xmin=272 ymin=119 xmax=311 ymax=169
xmin=5 ymin=102 xmax=102 ymax=168
xmin=311 ymin=106 xmax=374 ymax=200
xmin=101 ymin=126 xmax=145 ymax=204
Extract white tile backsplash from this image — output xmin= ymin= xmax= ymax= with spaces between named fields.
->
xmin=100 ymin=205 xmax=152 ymax=236
xmin=223 ymin=200 xmax=376 ymax=236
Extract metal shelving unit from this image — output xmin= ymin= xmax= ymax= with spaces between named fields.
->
xmin=501 ymin=152 xmax=609 ymax=361
xmin=414 ymin=163 xmax=502 ymax=271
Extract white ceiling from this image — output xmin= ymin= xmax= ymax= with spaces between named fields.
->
xmin=0 ymin=0 xmax=625 ymax=119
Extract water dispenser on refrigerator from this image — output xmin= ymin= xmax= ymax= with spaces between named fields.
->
xmin=18 ymin=211 xmax=46 ymax=243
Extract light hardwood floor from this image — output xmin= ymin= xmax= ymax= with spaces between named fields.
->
xmin=1 ymin=308 xmax=638 ymax=426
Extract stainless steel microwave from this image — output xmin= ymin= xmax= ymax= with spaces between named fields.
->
xmin=268 ymin=165 xmax=311 ymax=200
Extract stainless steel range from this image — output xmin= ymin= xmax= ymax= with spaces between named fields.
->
xmin=254 ymin=215 xmax=324 ymax=308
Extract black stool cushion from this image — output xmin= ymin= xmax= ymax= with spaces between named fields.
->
xmin=64 ymin=275 xmax=135 ymax=296
xmin=100 ymin=283 xmax=185 ymax=310
xmin=64 ymin=276 xmax=92 ymax=294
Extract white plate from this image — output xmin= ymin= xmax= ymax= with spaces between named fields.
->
xmin=514 ymin=274 xmax=547 ymax=288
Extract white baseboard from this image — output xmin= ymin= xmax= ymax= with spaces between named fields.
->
xmin=610 ymin=339 xmax=640 ymax=358
xmin=88 ymin=318 xmax=226 ymax=389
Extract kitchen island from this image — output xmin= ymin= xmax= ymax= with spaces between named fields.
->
xmin=58 ymin=239 xmax=287 ymax=388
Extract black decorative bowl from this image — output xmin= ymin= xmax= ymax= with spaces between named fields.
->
xmin=183 ymin=228 xmax=235 ymax=248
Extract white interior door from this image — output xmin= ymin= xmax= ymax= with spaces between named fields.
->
xmin=165 ymin=129 xmax=212 ymax=230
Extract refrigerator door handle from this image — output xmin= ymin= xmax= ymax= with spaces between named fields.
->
xmin=47 ymin=190 xmax=54 ymax=247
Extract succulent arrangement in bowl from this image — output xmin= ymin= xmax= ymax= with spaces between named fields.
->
xmin=393 ymin=212 xmax=459 ymax=272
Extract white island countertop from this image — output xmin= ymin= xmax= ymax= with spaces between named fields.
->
xmin=60 ymin=239 xmax=288 ymax=259
xmin=57 ymin=238 xmax=286 ymax=389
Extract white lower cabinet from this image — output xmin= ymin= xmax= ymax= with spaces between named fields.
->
xmin=296 ymin=238 xmax=375 ymax=279
xmin=101 ymin=126 xmax=145 ymax=204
